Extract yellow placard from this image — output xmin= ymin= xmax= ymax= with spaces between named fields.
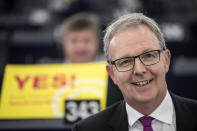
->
xmin=0 ymin=62 xmax=108 ymax=119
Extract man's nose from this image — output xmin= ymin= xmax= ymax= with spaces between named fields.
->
xmin=77 ymin=41 xmax=86 ymax=49
xmin=132 ymin=57 xmax=147 ymax=75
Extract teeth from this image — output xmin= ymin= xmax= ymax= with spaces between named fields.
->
xmin=135 ymin=80 xmax=150 ymax=86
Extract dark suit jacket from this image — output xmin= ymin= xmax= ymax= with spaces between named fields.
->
xmin=72 ymin=93 xmax=197 ymax=131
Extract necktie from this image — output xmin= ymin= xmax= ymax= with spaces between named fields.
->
xmin=139 ymin=116 xmax=154 ymax=131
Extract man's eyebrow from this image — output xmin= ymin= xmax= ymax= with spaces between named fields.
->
xmin=111 ymin=55 xmax=130 ymax=62
xmin=141 ymin=48 xmax=154 ymax=53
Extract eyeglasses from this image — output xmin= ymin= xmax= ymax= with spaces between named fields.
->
xmin=108 ymin=49 xmax=165 ymax=72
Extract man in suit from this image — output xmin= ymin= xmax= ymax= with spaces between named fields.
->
xmin=72 ymin=13 xmax=197 ymax=131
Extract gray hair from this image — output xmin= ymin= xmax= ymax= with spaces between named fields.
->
xmin=103 ymin=13 xmax=167 ymax=60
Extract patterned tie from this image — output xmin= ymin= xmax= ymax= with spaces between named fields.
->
xmin=139 ymin=116 xmax=154 ymax=131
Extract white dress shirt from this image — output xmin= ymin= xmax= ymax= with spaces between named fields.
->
xmin=126 ymin=91 xmax=176 ymax=131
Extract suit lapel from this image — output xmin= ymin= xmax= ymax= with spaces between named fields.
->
xmin=108 ymin=101 xmax=129 ymax=131
xmin=171 ymin=93 xmax=197 ymax=131
xmin=107 ymin=93 xmax=197 ymax=131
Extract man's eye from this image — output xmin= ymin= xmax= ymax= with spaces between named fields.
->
xmin=145 ymin=53 xmax=155 ymax=58
xmin=118 ymin=59 xmax=131 ymax=66
xmin=122 ymin=59 xmax=130 ymax=64
xmin=142 ymin=53 xmax=156 ymax=61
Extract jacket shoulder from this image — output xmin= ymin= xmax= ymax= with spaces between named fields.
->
xmin=173 ymin=94 xmax=197 ymax=108
xmin=172 ymin=93 xmax=197 ymax=117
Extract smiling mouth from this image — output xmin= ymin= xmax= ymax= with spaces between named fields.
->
xmin=132 ymin=79 xmax=153 ymax=86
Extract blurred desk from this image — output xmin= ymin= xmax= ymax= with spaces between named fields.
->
xmin=0 ymin=119 xmax=72 ymax=131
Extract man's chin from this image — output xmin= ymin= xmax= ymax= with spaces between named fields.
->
xmin=130 ymin=95 xmax=156 ymax=105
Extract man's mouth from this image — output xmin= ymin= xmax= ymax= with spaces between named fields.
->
xmin=132 ymin=79 xmax=153 ymax=86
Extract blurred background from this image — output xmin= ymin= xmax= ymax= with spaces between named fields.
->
xmin=0 ymin=0 xmax=197 ymax=130
xmin=1 ymin=0 xmax=197 ymax=98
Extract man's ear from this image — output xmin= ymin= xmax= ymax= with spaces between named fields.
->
xmin=106 ymin=64 xmax=117 ymax=85
xmin=164 ymin=49 xmax=171 ymax=73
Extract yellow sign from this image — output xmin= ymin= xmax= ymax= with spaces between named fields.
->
xmin=0 ymin=62 xmax=108 ymax=119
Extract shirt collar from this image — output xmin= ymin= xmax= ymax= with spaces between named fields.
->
xmin=150 ymin=90 xmax=174 ymax=124
xmin=126 ymin=102 xmax=143 ymax=127
xmin=126 ymin=90 xmax=174 ymax=127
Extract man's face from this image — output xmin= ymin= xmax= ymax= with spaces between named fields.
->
xmin=107 ymin=25 xmax=171 ymax=107
xmin=63 ymin=29 xmax=98 ymax=63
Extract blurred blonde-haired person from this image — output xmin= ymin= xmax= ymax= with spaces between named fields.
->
xmin=61 ymin=13 xmax=102 ymax=63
